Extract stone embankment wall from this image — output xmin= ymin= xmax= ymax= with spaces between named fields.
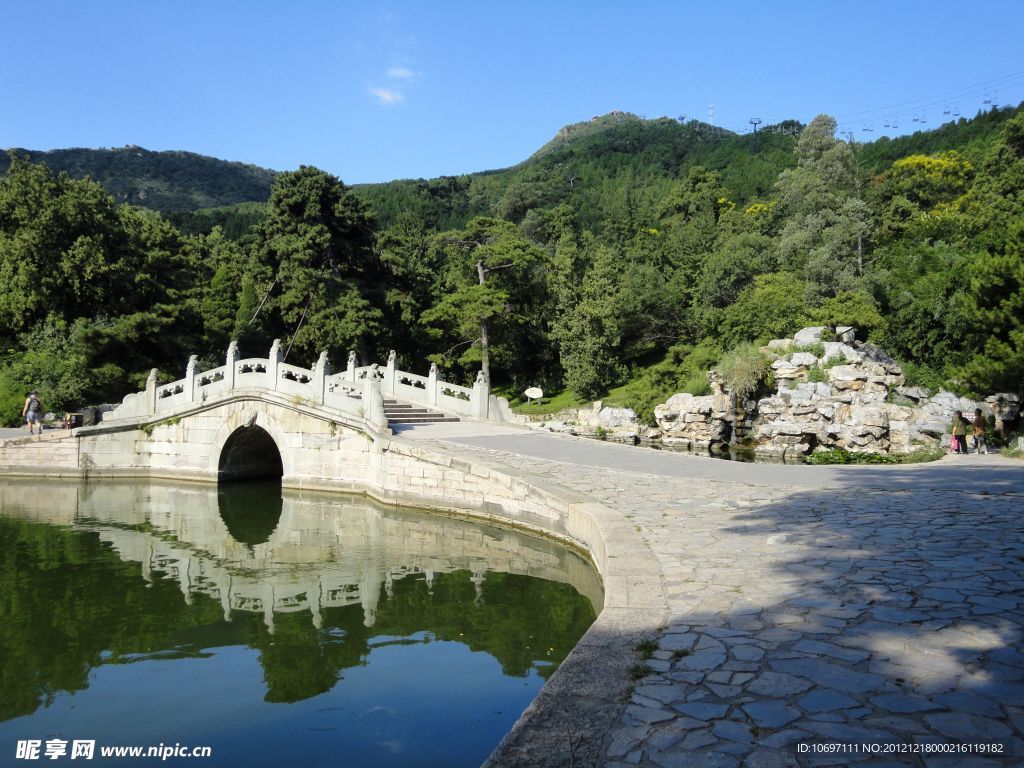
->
xmin=654 ymin=326 xmax=1021 ymax=459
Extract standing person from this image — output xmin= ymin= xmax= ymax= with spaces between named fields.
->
xmin=22 ymin=391 xmax=43 ymax=436
xmin=950 ymin=410 xmax=969 ymax=455
xmin=973 ymin=408 xmax=989 ymax=455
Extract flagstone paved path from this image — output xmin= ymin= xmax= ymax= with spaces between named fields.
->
xmin=399 ymin=423 xmax=1024 ymax=767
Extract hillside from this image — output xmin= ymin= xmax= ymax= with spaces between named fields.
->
xmin=352 ymin=105 xmax=1021 ymax=233
xmin=0 ymin=146 xmax=277 ymax=213
xmin=351 ymin=113 xmax=802 ymax=233
xmin=1 ymin=104 xmax=1022 ymax=424
xmin=3 ymin=105 xmax=1019 ymax=234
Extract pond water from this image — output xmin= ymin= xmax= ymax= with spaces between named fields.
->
xmin=0 ymin=479 xmax=600 ymax=767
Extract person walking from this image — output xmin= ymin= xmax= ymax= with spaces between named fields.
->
xmin=22 ymin=391 xmax=43 ymax=436
xmin=973 ymin=408 xmax=989 ymax=455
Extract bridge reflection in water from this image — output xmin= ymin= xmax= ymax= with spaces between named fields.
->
xmin=0 ymin=479 xmax=602 ymax=634
xmin=0 ymin=479 xmax=600 ymax=766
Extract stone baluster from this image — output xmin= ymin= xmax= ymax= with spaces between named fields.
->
xmin=346 ymin=351 xmax=357 ymax=382
xmin=312 ymin=351 xmax=330 ymax=405
xmin=226 ymin=340 xmax=239 ymax=390
xmin=384 ymin=349 xmax=397 ymax=395
xmin=145 ymin=368 xmax=158 ymax=415
xmin=267 ymin=339 xmax=282 ymax=391
xmin=471 ymin=370 xmax=489 ymax=419
xmin=428 ymin=362 xmax=439 ymax=407
xmin=185 ymin=355 xmax=199 ymax=403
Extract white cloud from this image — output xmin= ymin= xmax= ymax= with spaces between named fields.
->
xmin=369 ymin=87 xmax=404 ymax=105
xmin=387 ymin=67 xmax=415 ymax=80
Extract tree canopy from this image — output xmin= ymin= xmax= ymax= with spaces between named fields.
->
xmin=1 ymin=104 xmax=1022 ymax=424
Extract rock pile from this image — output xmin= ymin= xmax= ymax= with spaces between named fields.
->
xmin=653 ymin=326 xmax=1020 ymax=458
xmin=535 ymin=401 xmax=642 ymax=442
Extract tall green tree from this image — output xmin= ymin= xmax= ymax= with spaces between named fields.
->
xmin=421 ymin=217 xmax=547 ymax=384
xmin=550 ymin=238 xmax=624 ymax=398
xmin=245 ymin=167 xmax=386 ymax=362
xmin=775 ymin=115 xmax=872 ymax=302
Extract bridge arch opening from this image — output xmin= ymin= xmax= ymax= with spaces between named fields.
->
xmin=218 ymin=425 xmax=284 ymax=482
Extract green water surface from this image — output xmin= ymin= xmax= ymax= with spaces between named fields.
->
xmin=0 ymin=479 xmax=600 ymax=767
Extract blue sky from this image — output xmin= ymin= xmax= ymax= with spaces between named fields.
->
xmin=3 ymin=1 xmax=1023 ymax=184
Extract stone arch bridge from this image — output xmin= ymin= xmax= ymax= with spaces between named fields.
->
xmin=66 ymin=339 xmax=517 ymax=486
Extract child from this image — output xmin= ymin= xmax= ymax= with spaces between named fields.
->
xmin=972 ymin=408 xmax=989 ymax=455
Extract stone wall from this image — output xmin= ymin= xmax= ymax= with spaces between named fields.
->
xmin=652 ymin=326 xmax=1021 ymax=459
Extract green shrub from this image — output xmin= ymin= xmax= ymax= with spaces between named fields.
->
xmin=809 ymin=291 xmax=884 ymax=335
xmin=806 ymin=366 xmax=828 ymax=383
xmin=791 ymin=342 xmax=826 ymax=358
xmin=899 ymin=361 xmax=945 ymax=394
xmin=715 ymin=343 xmax=773 ymax=399
xmin=681 ymin=373 xmax=712 ymax=396
xmin=808 ymin=447 xmax=944 ymax=465
xmin=602 ymin=341 xmax=722 ymax=425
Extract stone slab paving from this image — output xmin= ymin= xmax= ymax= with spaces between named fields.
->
xmin=402 ymin=423 xmax=1024 ymax=766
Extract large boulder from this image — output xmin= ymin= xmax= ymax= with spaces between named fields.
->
xmin=828 ymin=365 xmax=868 ymax=390
xmin=600 ymin=406 xmax=638 ymax=428
xmin=654 ymin=392 xmax=731 ymax=448
xmin=793 ymin=326 xmax=826 ymax=345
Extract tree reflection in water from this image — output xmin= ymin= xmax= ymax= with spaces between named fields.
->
xmin=0 ymin=478 xmax=599 ymax=720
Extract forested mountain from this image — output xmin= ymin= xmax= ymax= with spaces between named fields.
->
xmin=1 ymin=103 xmax=1021 ymax=427
xmin=0 ymin=146 xmax=277 ymax=213
xmin=351 ymin=113 xmax=803 ymax=234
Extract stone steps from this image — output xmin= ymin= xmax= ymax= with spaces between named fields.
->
xmin=383 ymin=400 xmax=460 ymax=425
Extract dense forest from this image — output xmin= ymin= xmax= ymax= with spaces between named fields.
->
xmin=0 ymin=105 xmax=1021 ymax=425
xmin=0 ymin=146 xmax=277 ymax=213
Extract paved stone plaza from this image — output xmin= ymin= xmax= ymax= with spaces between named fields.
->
xmin=402 ymin=424 xmax=1024 ymax=767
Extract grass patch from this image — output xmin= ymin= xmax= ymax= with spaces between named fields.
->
xmin=139 ymin=415 xmax=181 ymax=437
xmin=628 ymin=663 xmax=653 ymax=681
xmin=1001 ymin=447 xmax=1024 ymax=460
xmin=806 ymin=365 xmax=828 ymax=383
xmin=635 ymin=639 xmax=658 ymax=659
xmin=790 ymin=342 xmax=826 ymax=358
xmin=807 ymin=447 xmax=945 ymax=465
xmin=670 ymin=648 xmax=691 ymax=660
xmin=500 ymin=387 xmax=588 ymax=416
xmin=504 ymin=341 xmax=721 ymax=425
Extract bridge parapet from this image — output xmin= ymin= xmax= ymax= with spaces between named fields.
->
xmin=106 ymin=341 xmax=501 ymax=424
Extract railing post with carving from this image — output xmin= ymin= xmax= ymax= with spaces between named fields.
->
xmin=362 ymin=375 xmax=386 ymax=431
xmin=428 ymin=363 xmax=439 ymax=407
xmin=226 ymin=340 xmax=239 ymax=391
xmin=185 ymin=355 xmax=199 ymax=403
xmin=346 ymin=351 xmax=357 ymax=382
xmin=471 ymin=370 xmax=489 ymax=419
xmin=145 ymin=369 xmax=158 ymax=415
xmin=267 ymin=339 xmax=282 ymax=391
xmin=385 ymin=350 xmax=397 ymax=396
xmin=312 ymin=351 xmax=330 ymax=405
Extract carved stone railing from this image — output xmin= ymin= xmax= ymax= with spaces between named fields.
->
xmin=104 ymin=341 xmax=494 ymax=425
xmin=335 ymin=349 xmax=490 ymax=419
